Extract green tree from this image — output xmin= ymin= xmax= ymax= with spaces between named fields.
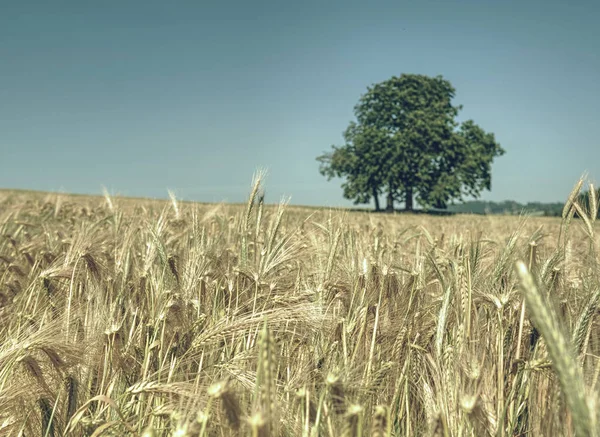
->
xmin=317 ymin=74 xmax=505 ymax=211
xmin=317 ymin=123 xmax=391 ymax=211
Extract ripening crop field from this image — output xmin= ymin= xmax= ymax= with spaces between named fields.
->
xmin=0 ymin=179 xmax=598 ymax=437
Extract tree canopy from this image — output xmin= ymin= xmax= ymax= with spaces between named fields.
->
xmin=317 ymin=74 xmax=505 ymax=211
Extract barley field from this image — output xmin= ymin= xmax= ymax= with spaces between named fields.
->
xmin=0 ymin=177 xmax=599 ymax=437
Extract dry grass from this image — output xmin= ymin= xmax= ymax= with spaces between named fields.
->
xmin=0 ymin=178 xmax=599 ymax=436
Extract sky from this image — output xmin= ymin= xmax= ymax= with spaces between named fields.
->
xmin=1 ymin=0 xmax=599 ymax=208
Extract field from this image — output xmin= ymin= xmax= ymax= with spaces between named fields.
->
xmin=0 ymin=178 xmax=599 ymax=437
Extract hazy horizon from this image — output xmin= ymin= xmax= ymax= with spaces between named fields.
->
xmin=2 ymin=1 xmax=599 ymax=208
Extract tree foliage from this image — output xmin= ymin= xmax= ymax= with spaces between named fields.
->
xmin=317 ymin=74 xmax=505 ymax=211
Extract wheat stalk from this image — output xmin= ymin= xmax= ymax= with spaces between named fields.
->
xmin=516 ymin=261 xmax=596 ymax=437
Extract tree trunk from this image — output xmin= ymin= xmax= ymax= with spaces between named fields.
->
xmin=372 ymin=188 xmax=380 ymax=211
xmin=405 ymin=186 xmax=413 ymax=211
xmin=386 ymin=190 xmax=394 ymax=212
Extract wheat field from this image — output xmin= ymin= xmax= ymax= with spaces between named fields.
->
xmin=0 ymin=177 xmax=598 ymax=437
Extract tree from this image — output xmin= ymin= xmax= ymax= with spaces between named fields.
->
xmin=317 ymin=74 xmax=505 ymax=211
xmin=317 ymin=123 xmax=390 ymax=211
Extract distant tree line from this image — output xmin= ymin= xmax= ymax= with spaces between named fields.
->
xmin=445 ymin=200 xmax=564 ymax=216
xmin=445 ymin=188 xmax=600 ymax=217
xmin=576 ymin=187 xmax=600 ymax=217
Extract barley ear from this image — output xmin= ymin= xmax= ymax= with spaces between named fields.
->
xmin=102 ymin=186 xmax=114 ymax=212
xmin=435 ymin=284 xmax=453 ymax=358
xmin=572 ymin=288 xmax=600 ymax=357
xmin=573 ymin=201 xmax=594 ymax=239
xmin=242 ymin=169 xmax=266 ymax=266
xmin=167 ymin=189 xmax=180 ymax=220
xmin=343 ymin=404 xmax=363 ymax=437
xmin=39 ymin=397 xmax=57 ymax=437
xmin=370 ymin=405 xmax=389 ymax=437
xmin=255 ymin=318 xmax=277 ymax=434
xmin=562 ymin=177 xmax=584 ymax=219
xmin=64 ymin=375 xmax=79 ymax=424
xmin=326 ymin=373 xmax=346 ymax=415
xmin=516 ymin=261 xmax=595 ymax=437
xmin=208 ymin=380 xmax=241 ymax=430
xmin=589 ymin=183 xmax=597 ymax=223
xmin=248 ymin=413 xmax=268 ymax=437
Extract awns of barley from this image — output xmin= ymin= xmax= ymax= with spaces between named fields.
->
xmin=516 ymin=261 xmax=597 ymax=437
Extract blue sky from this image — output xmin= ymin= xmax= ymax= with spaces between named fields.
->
xmin=1 ymin=0 xmax=598 ymax=207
